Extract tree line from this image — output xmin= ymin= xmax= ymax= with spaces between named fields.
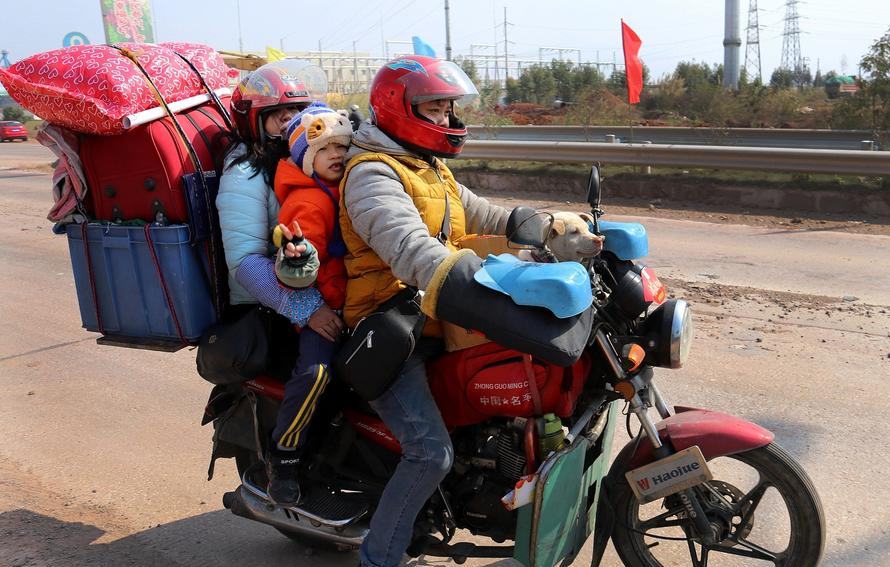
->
xmin=460 ymin=26 xmax=889 ymax=145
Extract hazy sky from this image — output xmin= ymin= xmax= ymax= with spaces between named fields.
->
xmin=2 ymin=1 xmax=888 ymax=81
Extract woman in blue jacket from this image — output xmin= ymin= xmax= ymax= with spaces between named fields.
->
xmin=216 ymin=61 xmax=345 ymax=502
xmin=217 ymin=60 xmax=343 ymax=338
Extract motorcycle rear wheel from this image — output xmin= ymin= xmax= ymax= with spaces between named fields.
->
xmin=610 ymin=442 xmax=824 ymax=567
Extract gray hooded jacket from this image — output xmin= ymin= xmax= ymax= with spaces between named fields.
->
xmin=342 ymin=124 xmax=510 ymax=291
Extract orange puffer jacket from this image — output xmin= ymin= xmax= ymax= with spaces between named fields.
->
xmin=274 ymin=158 xmax=347 ymax=309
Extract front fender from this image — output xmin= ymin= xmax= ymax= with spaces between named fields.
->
xmin=591 ymin=408 xmax=774 ymax=565
xmin=619 ymin=407 xmax=774 ymax=470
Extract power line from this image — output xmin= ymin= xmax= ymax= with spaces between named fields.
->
xmin=510 ymin=24 xmax=611 ymax=33
xmin=388 ymin=8 xmax=439 ymax=45
xmin=316 ymin=1 xmax=382 ymax=47
xmin=326 ymin=0 xmax=420 ymax=54
xmin=645 ymin=34 xmax=724 ymax=48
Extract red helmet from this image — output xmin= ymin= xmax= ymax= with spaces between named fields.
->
xmin=369 ymin=56 xmax=478 ymax=158
xmin=231 ymin=60 xmax=328 ymax=143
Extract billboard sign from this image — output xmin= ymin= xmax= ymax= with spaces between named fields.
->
xmin=100 ymin=0 xmax=155 ymax=43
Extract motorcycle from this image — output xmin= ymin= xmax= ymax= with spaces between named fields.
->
xmin=201 ymin=165 xmax=825 ymax=567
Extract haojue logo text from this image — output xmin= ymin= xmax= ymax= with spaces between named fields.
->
xmin=637 ymin=462 xmax=701 ymax=491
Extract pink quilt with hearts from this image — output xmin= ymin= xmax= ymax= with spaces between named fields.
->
xmin=0 ymin=42 xmax=233 ymax=135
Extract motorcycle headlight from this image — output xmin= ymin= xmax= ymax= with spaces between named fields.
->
xmin=642 ymin=299 xmax=694 ymax=368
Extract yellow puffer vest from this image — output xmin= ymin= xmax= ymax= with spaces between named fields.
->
xmin=339 ymin=152 xmax=467 ymax=333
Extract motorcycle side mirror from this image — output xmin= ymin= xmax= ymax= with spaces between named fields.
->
xmin=506 ymin=206 xmax=549 ymax=248
xmin=586 ymin=165 xmax=602 ymax=210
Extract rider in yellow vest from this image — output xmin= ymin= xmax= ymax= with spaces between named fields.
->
xmin=339 ymin=56 xmax=511 ymax=567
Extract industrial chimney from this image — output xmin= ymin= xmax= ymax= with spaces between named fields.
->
xmin=724 ymin=0 xmax=741 ymax=89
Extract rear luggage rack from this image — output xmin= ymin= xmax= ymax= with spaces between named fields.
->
xmin=95 ymin=334 xmax=189 ymax=353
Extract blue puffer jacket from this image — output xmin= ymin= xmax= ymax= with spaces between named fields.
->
xmin=217 ymin=144 xmax=325 ymax=327
xmin=217 ymin=144 xmax=281 ymax=305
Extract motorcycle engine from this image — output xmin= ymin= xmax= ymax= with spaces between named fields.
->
xmin=448 ymin=421 xmax=527 ymax=542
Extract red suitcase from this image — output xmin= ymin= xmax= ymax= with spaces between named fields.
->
xmin=80 ymin=100 xmax=230 ymax=227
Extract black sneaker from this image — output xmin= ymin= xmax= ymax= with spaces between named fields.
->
xmin=266 ymin=448 xmax=302 ymax=507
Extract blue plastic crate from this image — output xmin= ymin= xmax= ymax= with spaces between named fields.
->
xmin=65 ymin=223 xmax=216 ymax=343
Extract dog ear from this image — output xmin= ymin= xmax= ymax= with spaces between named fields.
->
xmin=578 ymin=212 xmax=594 ymax=225
xmin=549 ymin=218 xmax=566 ymax=237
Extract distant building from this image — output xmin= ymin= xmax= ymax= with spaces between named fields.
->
xmin=248 ymin=50 xmax=386 ymax=94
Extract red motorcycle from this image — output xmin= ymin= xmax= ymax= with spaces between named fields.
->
xmin=202 ymin=166 xmax=825 ymax=567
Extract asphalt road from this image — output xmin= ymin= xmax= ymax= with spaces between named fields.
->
xmin=0 ymin=140 xmax=52 ymax=168
xmin=1 ymin=169 xmax=889 ymax=567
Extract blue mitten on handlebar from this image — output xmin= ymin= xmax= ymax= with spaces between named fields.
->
xmin=473 ymin=253 xmax=593 ymax=318
xmin=424 ymin=251 xmax=593 ymax=366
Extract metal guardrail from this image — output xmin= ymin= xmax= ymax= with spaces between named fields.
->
xmin=467 ymin=125 xmax=880 ymax=151
xmin=458 ymin=140 xmax=890 ymax=177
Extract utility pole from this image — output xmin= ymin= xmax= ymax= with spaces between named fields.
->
xmin=444 ymin=0 xmax=452 ymax=61
xmin=235 ymin=0 xmax=244 ymax=53
xmin=152 ymin=1 xmax=160 ymax=42
xmin=492 ymin=5 xmax=499 ymax=85
xmin=503 ymin=7 xmax=508 ymax=82
xmin=380 ymin=15 xmax=386 ymax=60
xmin=353 ymin=41 xmax=359 ymax=93
xmin=279 ymin=31 xmax=294 ymax=52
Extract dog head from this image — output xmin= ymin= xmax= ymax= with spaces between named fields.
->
xmin=547 ymin=211 xmax=605 ymax=262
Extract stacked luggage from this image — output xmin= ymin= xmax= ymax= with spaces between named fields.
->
xmin=0 ymin=42 xmax=236 ymax=350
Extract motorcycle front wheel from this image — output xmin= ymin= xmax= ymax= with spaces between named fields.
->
xmin=610 ymin=442 xmax=825 ymax=567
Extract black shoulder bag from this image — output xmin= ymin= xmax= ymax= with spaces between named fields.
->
xmin=332 ymin=287 xmax=426 ymax=401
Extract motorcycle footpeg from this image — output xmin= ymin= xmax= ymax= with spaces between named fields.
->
xmin=408 ymin=534 xmax=513 ymax=561
xmin=288 ymin=484 xmax=369 ymax=524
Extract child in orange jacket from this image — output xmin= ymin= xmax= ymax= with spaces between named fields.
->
xmin=266 ymin=103 xmax=353 ymax=506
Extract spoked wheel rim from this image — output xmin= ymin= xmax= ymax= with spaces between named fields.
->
xmin=612 ymin=443 xmax=824 ymax=567
xmin=638 ymin=479 xmax=787 ymax=566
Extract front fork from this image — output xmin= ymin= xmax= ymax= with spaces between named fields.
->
xmin=595 ymin=330 xmax=719 ymax=545
xmin=629 ymin=390 xmax=719 ymax=544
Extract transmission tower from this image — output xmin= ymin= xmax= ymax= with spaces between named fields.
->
xmin=780 ymin=0 xmax=802 ymax=73
xmin=0 ymin=50 xmax=10 ymax=69
xmin=744 ymin=0 xmax=762 ymax=82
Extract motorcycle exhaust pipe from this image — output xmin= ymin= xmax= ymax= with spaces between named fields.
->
xmin=223 ymin=486 xmax=369 ymax=547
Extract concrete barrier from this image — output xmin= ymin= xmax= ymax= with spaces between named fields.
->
xmin=453 ymin=168 xmax=890 ymax=218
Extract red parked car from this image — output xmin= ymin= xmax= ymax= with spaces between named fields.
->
xmin=0 ymin=121 xmax=28 ymax=142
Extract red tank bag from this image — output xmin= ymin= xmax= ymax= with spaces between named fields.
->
xmin=428 ymin=342 xmax=591 ymax=428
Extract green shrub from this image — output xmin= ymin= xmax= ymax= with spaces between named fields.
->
xmin=2 ymin=106 xmax=28 ymax=123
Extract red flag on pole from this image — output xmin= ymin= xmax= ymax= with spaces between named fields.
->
xmin=621 ymin=20 xmax=643 ymax=104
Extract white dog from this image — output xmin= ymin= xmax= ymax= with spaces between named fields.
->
xmin=518 ymin=211 xmax=605 ymax=263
